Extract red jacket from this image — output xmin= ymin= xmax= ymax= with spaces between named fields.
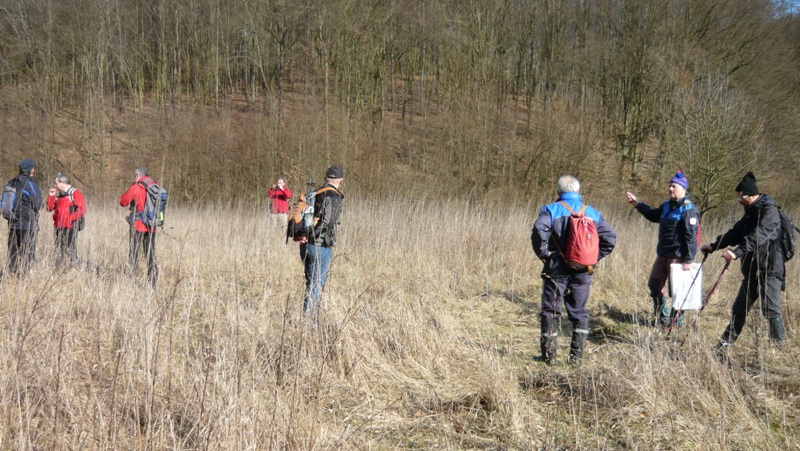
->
xmin=120 ymin=177 xmax=156 ymax=232
xmin=47 ymin=188 xmax=87 ymax=229
xmin=268 ymin=185 xmax=292 ymax=214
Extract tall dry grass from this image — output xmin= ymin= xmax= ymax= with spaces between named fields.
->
xmin=0 ymin=195 xmax=798 ymax=449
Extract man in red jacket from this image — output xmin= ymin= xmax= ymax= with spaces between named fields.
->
xmin=47 ymin=173 xmax=87 ymax=266
xmin=267 ymin=177 xmax=292 ymax=232
xmin=119 ymin=167 xmax=159 ymax=287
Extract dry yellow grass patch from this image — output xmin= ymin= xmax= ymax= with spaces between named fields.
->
xmin=0 ymin=196 xmax=797 ymax=449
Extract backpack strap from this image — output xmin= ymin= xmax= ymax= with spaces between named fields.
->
xmin=558 ymin=201 xmax=586 ymax=215
xmin=67 ymin=187 xmax=76 ymax=204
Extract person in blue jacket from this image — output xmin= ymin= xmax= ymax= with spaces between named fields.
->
xmin=532 ymin=175 xmax=617 ymax=367
xmin=626 ymin=171 xmax=700 ymax=328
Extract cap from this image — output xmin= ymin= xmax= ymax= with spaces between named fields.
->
xmin=325 ymin=164 xmax=344 ymax=179
xmin=19 ymin=158 xmax=35 ymax=173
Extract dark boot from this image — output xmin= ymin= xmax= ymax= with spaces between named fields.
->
xmin=720 ymin=315 xmax=745 ymax=345
xmin=568 ymin=322 xmax=589 ymax=367
xmin=769 ymin=317 xmax=785 ymax=346
xmin=539 ymin=317 xmax=558 ymax=366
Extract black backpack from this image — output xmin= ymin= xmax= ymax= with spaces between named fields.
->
xmin=777 ymin=207 xmax=797 ymax=261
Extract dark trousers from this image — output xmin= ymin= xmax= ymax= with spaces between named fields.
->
xmin=129 ymin=230 xmax=158 ymax=287
xmin=54 ymin=228 xmax=78 ymax=266
xmin=8 ymin=228 xmax=37 ymax=276
xmin=721 ymin=268 xmax=783 ymax=344
xmin=540 ymin=272 xmax=592 ymax=325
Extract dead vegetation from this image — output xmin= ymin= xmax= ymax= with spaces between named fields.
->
xmin=0 ymin=197 xmax=797 ymax=449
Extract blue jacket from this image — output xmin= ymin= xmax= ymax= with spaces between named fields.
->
xmin=531 ymin=192 xmax=617 ymax=275
xmin=634 ymin=196 xmax=700 ymax=262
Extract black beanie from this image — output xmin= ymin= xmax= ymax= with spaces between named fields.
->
xmin=735 ymin=171 xmax=759 ymax=196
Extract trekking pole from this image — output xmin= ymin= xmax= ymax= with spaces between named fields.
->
xmin=666 ymin=253 xmax=708 ymax=336
xmin=679 ymin=260 xmax=731 ymax=347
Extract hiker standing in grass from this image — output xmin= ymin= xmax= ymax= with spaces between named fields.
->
xmin=626 ymin=171 xmax=700 ymax=328
xmin=295 ymin=165 xmax=344 ymax=325
xmin=267 ymin=177 xmax=292 ymax=232
xmin=532 ymin=175 xmax=617 ymax=367
xmin=700 ymin=172 xmax=786 ymax=354
xmin=119 ymin=167 xmax=159 ymax=287
xmin=3 ymin=158 xmax=43 ymax=276
xmin=47 ymin=173 xmax=87 ymax=266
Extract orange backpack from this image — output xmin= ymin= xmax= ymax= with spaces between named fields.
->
xmin=556 ymin=201 xmax=600 ymax=271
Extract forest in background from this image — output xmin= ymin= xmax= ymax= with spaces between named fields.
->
xmin=1 ymin=0 xmax=800 ymax=211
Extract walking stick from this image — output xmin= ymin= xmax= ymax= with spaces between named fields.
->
xmin=667 ymin=253 xmax=708 ymax=335
xmin=679 ymin=260 xmax=731 ymax=347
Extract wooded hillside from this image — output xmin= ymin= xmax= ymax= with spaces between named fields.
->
xmin=1 ymin=0 xmax=799 ymax=208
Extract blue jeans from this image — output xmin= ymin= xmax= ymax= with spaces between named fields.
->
xmin=300 ymin=244 xmax=333 ymax=323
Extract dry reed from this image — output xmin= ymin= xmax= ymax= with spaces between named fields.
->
xmin=0 ymin=196 xmax=796 ymax=449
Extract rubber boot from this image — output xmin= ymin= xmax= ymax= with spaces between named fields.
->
xmin=652 ymin=296 xmax=670 ymax=327
xmin=769 ymin=317 xmax=785 ymax=347
xmin=539 ymin=317 xmax=558 ymax=366
xmin=568 ymin=322 xmax=589 ymax=368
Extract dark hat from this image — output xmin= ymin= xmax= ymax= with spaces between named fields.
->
xmin=669 ymin=170 xmax=689 ymax=190
xmin=18 ymin=158 xmax=35 ymax=173
xmin=735 ymin=171 xmax=759 ymax=196
xmin=325 ymin=164 xmax=344 ymax=179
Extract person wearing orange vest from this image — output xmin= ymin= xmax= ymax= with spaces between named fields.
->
xmin=119 ymin=167 xmax=159 ymax=287
xmin=46 ymin=173 xmax=87 ymax=266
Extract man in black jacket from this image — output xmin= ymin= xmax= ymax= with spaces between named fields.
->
xmin=700 ymin=172 xmax=785 ymax=354
xmin=4 ymin=158 xmax=44 ymax=276
xmin=296 ymin=165 xmax=345 ymax=325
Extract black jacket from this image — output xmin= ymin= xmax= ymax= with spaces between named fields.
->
xmin=711 ymin=194 xmax=784 ymax=279
xmin=634 ymin=196 xmax=700 ymax=262
xmin=5 ymin=174 xmax=43 ymax=231
xmin=311 ymin=184 xmax=344 ymax=247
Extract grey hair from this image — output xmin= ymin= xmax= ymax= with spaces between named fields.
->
xmin=135 ymin=167 xmax=150 ymax=177
xmin=556 ymin=175 xmax=580 ymax=194
xmin=54 ymin=172 xmax=70 ymax=184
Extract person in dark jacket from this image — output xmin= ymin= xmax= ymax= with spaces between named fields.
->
xmin=700 ymin=172 xmax=785 ymax=355
xmin=626 ymin=171 xmax=700 ymax=327
xmin=4 ymin=158 xmax=43 ymax=276
xmin=532 ymin=175 xmax=617 ymax=367
xmin=47 ymin=173 xmax=87 ymax=266
xmin=295 ymin=165 xmax=344 ymax=325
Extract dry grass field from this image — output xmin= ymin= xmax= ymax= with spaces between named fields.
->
xmin=0 ymin=195 xmax=798 ymax=449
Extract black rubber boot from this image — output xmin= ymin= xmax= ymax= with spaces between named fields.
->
xmin=568 ymin=322 xmax=589 ymax=367
xmin=540 ymin=317 xmax=558 ymax=366
xmin=769 ymin=317 xmax=785 ymax=346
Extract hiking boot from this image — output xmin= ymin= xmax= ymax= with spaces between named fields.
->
xmin=769 ymin=317 xmax=785 ymax=346
xmin=568 ymin=322 xmax=589 ymax=368
xmin=539 ymin=316 xmax=558 ymax=366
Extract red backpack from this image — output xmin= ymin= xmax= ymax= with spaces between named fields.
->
xmin=556 ymin=201 xmax=600 ymax=271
